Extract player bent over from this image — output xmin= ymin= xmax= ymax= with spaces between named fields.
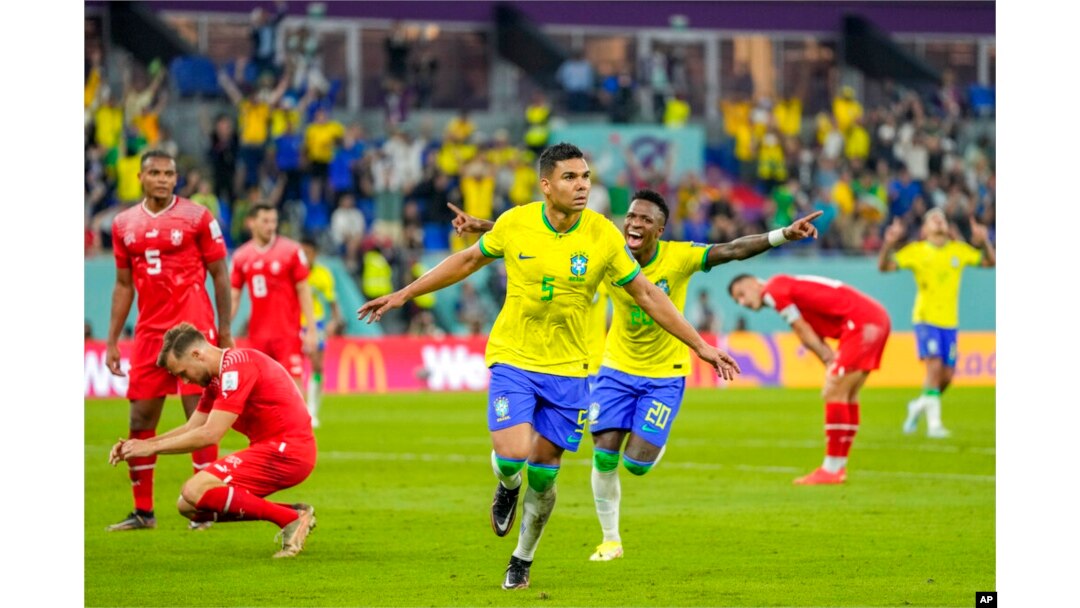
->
xmin=110 ymin=323 xmax=318 ymax=558
xmin=729 ymin=273 xmax=891 ymax=485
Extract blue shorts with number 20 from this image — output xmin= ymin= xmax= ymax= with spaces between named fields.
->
xmin=487 ymin=364 xmax=590 ymax=452
xmin=588 ymin=366 xmax=686 ymax=448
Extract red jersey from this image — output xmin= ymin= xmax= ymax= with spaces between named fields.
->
xmin=230 ymin=236 xmax=310 ymax=341
xmin=112 ymin=196 xmax=227 ymax=335
xmin=762 ymin=274 xmax=889 ymax=339
xmin=196 ymin=348 xmax=314 ymax=445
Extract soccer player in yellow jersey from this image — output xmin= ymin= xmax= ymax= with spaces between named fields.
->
xmin=452 ymin=189 xmax=822 ymax=562
xmin=359 ymin=143 xmax=740 ymax=590
xmin=300 ymin=238 xmax=344 ymax=429
xmin=878 ymin=208 xmax=995 ymax=437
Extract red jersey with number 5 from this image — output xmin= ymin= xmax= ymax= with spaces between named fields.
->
xmin=196 ymin=348 xmax=314 ymax=446
xmin=230 ymin=236 xmax=310 ymax=341
xmin=762 ymin=274 xmax=889 ymax=339
xmin=112 ymin=196 xmax=227 ymax=334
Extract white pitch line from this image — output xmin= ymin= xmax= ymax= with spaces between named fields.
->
xmin=670 ymin=438 xmax=997 ymax=456
xmin=84 ymin=445 xmax=994 ymax=482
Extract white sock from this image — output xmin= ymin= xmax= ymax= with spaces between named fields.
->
xmin=925 ymin=394 xmax=944 ymax=429
xmin=307 ymin=378 xmax=320 ymax=418
xmin=823 ymin=456 xmax=847 ymax=473
xmin=591 ymin=466 xmax=621 ymax=543
xmin=490 ymin=450 xmax=522 ymax=491
xmin=512 ymin=485 xmax=556 ymax=562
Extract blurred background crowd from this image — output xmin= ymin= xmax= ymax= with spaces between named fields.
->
xmin=84 ymin=1 xmax=995 ymax=337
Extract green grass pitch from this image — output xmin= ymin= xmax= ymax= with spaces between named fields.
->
xmin=85 ymin=387 xmax=994 ymax=607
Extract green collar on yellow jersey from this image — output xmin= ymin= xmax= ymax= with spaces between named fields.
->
xmin=640 ymin=240 xmax=662 ymax=269
xmin=541 ymin=203 xmax=583 ymax=234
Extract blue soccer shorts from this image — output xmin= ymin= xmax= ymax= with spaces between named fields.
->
xmin=588 ymin=366 xmax=686 ymax=449
xmin=914 ymin=323 xmax=959 ymax=368
xmin=487 ymin=363 xmax=590 ymax=452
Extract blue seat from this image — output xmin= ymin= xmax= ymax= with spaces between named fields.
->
xmin=170 ymin=56 xmax=220 ymax=97
xmin=967 ymin=85 xmax=995 ymax=117
xmin=423 ymin=222 xmax=451 ymax=251
xmin=304 ymin=200 xmax=331 ymax=233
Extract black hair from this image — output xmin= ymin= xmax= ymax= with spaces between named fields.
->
xmin=538 ymin=142 xmax=584 ymax=177
xmin=631 ymin=188 xmax=670 ymax=225
xmin=247 ymin=201 xmax=277 ymax=218
xmin=727 ymin=273 xmax=756 ymax=296
xmin=300 ymin=235 xmax=319 ymax=249
xmin=140 ymin=149 xmax=175 ymax=169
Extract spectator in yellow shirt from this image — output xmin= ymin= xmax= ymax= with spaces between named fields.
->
xmin=832 ymin=85 xmax=863 ymax=133
xmin=303 ymin=106 xmax=345 ymax=204
xmin=219 ymin=67 xmax=292 ymax=192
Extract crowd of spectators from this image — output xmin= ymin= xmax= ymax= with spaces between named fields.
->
xmin=85 ymin=15 xmax=994 ymax=336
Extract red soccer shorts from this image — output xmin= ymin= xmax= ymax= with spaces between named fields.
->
xmin=250 ymin=335 xmax=304 ymax=379
xmin=828 ymin=316 xmax=891 ymax=377
xmin=127 ymin=327 xmax=218 ymax=400
xmin=202 ymin=439 xmax=316 ymax=498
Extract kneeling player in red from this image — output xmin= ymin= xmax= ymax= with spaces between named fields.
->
xmin=110 ymin=322 xmax=318 ymax=557
xmin=729 ymin=274 xmax=891 ymax=485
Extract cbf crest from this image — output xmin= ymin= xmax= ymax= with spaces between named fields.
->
xmin=570 ymin=252 xmax=589 ymax=278
xmin=587 ymin=401 xmax=601 ymax=424
xmin=656 ymin=278 xmax=670 ymax=295
xmin=494 ymin=395 xmax=510 ymax=422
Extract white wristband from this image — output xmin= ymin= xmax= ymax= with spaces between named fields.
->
xmin=768 ymin=229 xmax=788 ymax=247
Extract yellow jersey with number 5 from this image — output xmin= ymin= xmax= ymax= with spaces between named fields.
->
xmin=604 ymin=240 xmax=712 ymax=377
xmin=479 ymin=202 xmax=640 ymax=377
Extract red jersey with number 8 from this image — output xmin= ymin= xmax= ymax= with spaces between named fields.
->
xmin=112 ymin=196 xmax=227 ymax=334
xmin=230 ymin=236 xmax=310 ymax=341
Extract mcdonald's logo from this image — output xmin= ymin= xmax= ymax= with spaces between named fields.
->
xmin=337 ymin=342 xmax=389 ymax=393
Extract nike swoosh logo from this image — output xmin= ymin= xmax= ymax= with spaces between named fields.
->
xmin=640 ymin=423 xmax=661 ymax=433
xmin=566 ymin=434 xmax=582 ymax=443
xmin=518 ymin=253 xmax=536 ymax=260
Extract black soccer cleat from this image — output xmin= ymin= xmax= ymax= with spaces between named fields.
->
xmin=490 ymin=482 xmax=520 ymax=537
xmin=502 ymin=555 xmax=532 ymax=590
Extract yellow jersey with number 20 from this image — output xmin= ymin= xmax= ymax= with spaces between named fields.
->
xmin=604 ymin=240 xmax=712 ymax=377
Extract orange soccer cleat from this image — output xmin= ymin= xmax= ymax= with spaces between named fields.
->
xmin=793 ymin=467 xmax=846 ymax=485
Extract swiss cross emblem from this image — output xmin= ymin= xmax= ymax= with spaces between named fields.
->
xmin=171 ymin=229 xmax=183 ymax=246
xmin=270 ymin=260 xmax=281 ymax=274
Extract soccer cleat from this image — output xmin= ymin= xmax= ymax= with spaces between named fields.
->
xmin=490 ymin=482 xmax=520 ymax=537
xmin=589 ymin=540 xmax=624 ymax=562
xmin=793 ymin=467 xmax=846 ymax=485
xmin=502 ymin=555 xmax=531 ymax=589
xmin=106 ymin=511 xmax=157 ymax=531
xmin=902 ymin=398 xmax=923 ymax=434
xmin=188 ymin=520 xmax=213 ymax=531
xmin=927 ymin=426 xmax=952 ymax=439
xmin=273 ymin=504 xmax=316 ymax=558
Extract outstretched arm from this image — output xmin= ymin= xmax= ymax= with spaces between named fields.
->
xmin=877 ymin=217 xmax=905 ymax=272
xmin=706 ymin=210 xmax=822 ymax=268
xmin=448 ymin=202 xmax=494 ymax=235
xmin=217 ymin=69 xmax=244 ymax=106
xmin=622 ymin=273 xmax=741 ymax=380
xmin=357 ymin=244 xmax=494 ymax=323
